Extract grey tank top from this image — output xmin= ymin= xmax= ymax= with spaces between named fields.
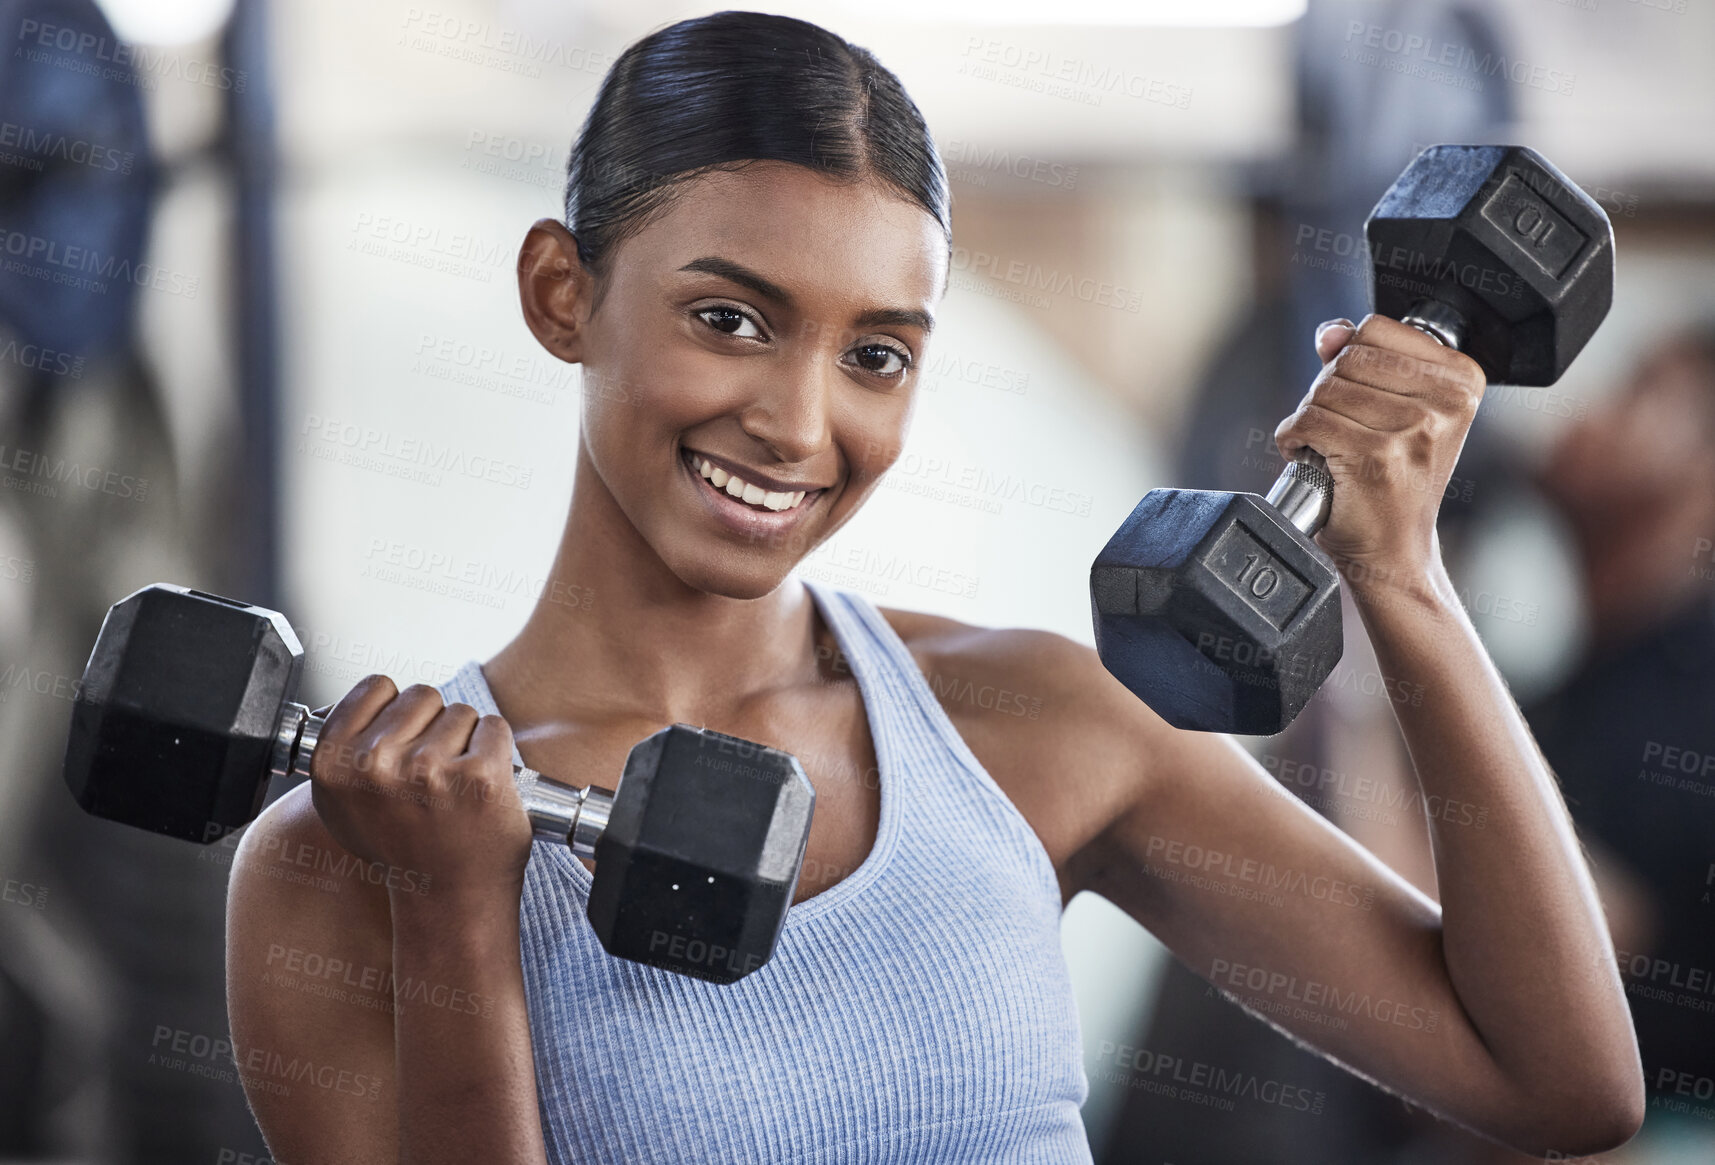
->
xmin=437 ymin=577 xmax=1091 ymax=1163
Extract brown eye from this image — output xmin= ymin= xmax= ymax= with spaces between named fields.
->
xmin=696 ymin=306 xmax=762 ymax=339
xmin=852 ymin=343 xmax=910 ymax=377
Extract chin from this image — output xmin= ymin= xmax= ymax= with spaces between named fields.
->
xmin=673 ymin=554 xmax=797 ymax=603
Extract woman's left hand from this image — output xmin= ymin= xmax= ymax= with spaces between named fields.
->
xmin=1274 ymin=313 xmax=1487 ymax=587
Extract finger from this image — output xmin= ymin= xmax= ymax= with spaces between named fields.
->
xmin=319 ymin=675 xmax=399 ymax=746
xmin=461 ymin=713 xmax=517 ymax=765
xmin=355 ymin=683 xmax=449 ymax=760
xmin=1351 ymin=313 xmax=1485 ymax=386
xmin=1324 ymin=339 xmax=1479 ymax=405
xmin=410 ymin=701 xmax=482 ymax=760
xmin=1300 ymin=375 xmax=1425 ymax=434
xmin=1276 ymin=401 xmax=1391 ymax=464
xmin=1315 ymin=318 xmax=1356 ymax=364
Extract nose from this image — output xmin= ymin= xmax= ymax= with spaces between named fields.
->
xmin=735 ymin=345 xmax=833 ymax=466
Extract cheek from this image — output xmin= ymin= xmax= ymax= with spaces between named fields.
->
xmin=581 ymin=346 xmax=696 ymax=436
xmin=842 ymin=406 xmax=912 ymax=489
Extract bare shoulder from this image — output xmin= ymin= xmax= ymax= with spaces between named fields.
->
xmin=875 ymin=605 xmax=1106 ymax=714
xmin=874 ymin=604 xmax=1173 ymax=880
xmin=225 ymin=782 xmax=399 ymax=1161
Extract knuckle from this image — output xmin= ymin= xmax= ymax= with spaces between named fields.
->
xmin=400 ymin=683 xmax=444 ymax=706
xmin=402 ymin=737 xmax=443 ymax=767
xmin=1329 ymin=346 xmax=1368 ymax=380
xmin=1312 ymin=374 xmax=1356 ymax=406
xmin=1456 ymin=363 xmax=1486 ymax=405
xmin=360 ymin=739 xmax=403 ymax=776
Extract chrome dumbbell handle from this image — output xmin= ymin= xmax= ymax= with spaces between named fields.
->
xmin=267 ymin=700 xmax=614 ymax=859
xmin=1264 ymin=298 xmax=1470 ymax=537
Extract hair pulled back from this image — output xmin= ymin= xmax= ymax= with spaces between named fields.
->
xmin=563 ymin=10 xmax=950 ymax=279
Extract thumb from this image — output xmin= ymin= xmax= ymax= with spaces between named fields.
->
xmin=1314 ymin=318 xmax=1355 ymax=363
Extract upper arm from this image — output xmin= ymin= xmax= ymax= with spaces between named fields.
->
xmin=1071 ymin=701 xmax=1522 ymax=1138
xmin=912 ymin=617 xmax=1520 ymax=1137
xmin=226 ymin=782 xmax=399 ymax=1165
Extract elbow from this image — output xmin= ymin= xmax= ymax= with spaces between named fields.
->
xmin=1504 ymin=1076 xmax=1647 ymax=1159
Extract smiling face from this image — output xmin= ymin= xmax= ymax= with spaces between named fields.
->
xmin=521 ymin=160 xmax=949 ymax=601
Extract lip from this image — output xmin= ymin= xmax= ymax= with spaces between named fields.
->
xmin=679 ymin=446 xmax=827 ymax=539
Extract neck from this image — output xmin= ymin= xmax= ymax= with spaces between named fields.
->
xmin=484 ymin=446 xmax=823 ymax=729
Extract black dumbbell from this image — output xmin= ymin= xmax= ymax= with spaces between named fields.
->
xmin=1091 ymin=145 xmax=1614 ymax=734
xmin=61 ymin=583 xmax=815 ymax=984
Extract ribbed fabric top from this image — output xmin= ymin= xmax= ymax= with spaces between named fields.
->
xmin=437 ymin=578 xmax=1091 ymax=1164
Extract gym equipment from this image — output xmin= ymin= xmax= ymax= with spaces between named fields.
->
xmin=1091 ymin=145 xmax=1613 ymax=734
xmin=61 ymin=584 xmax=815 ymax=984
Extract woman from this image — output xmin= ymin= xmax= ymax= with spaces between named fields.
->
xmin=226 ymin=11 xmax=1643 ymax=1164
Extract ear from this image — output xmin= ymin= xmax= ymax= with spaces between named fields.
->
xmin=517 ymin=218 xmax=596 ymax=363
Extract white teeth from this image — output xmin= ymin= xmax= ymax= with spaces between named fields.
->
xmin=691 ymin=453 xmax=810 ymax=514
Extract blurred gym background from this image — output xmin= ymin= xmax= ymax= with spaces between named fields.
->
xmin=1 ymin=0 xmax=1712 ymax=1161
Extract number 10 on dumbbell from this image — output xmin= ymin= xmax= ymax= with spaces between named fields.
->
xmin=61 ymin=583 xmax=814 ymax=983
xmin=1091 ymin=145 xmax=1614 ymax=734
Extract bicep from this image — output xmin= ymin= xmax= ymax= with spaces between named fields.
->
xmin=1078 ymin=725 xmax=1515 ymax=1131
xmin=226 ymin=784 xmax=399 ymax=1165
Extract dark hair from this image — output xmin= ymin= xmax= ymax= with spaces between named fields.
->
xmin=563 ymin=10 xmax=950 ymax=281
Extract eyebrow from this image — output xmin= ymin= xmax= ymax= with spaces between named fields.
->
xmin=676 ymin=255 xmax=934 ymax=335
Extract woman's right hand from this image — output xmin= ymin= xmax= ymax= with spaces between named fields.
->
xmin=308 ymin=675 xmax=534 ymax=904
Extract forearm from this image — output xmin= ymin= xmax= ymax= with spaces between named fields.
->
xmin=390 ymin=889 xmax=550 ymax=1165
xmin=1349 ymin=560 xmax=1641 ymax=1101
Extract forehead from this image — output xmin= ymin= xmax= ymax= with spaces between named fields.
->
xmin=620 ymin=161 xmax=947 ymax=307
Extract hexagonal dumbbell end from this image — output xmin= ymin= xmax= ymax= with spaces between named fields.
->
xmin=1368 ymin=144 xmax=1614 ymax=387
xmin=587 ymin=724 xmax=815 ymax=984
xmin=62 ymin=584 xmax=304 ymax=843
xmin=1090 ymin=487 xmax=1343 ymax=735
